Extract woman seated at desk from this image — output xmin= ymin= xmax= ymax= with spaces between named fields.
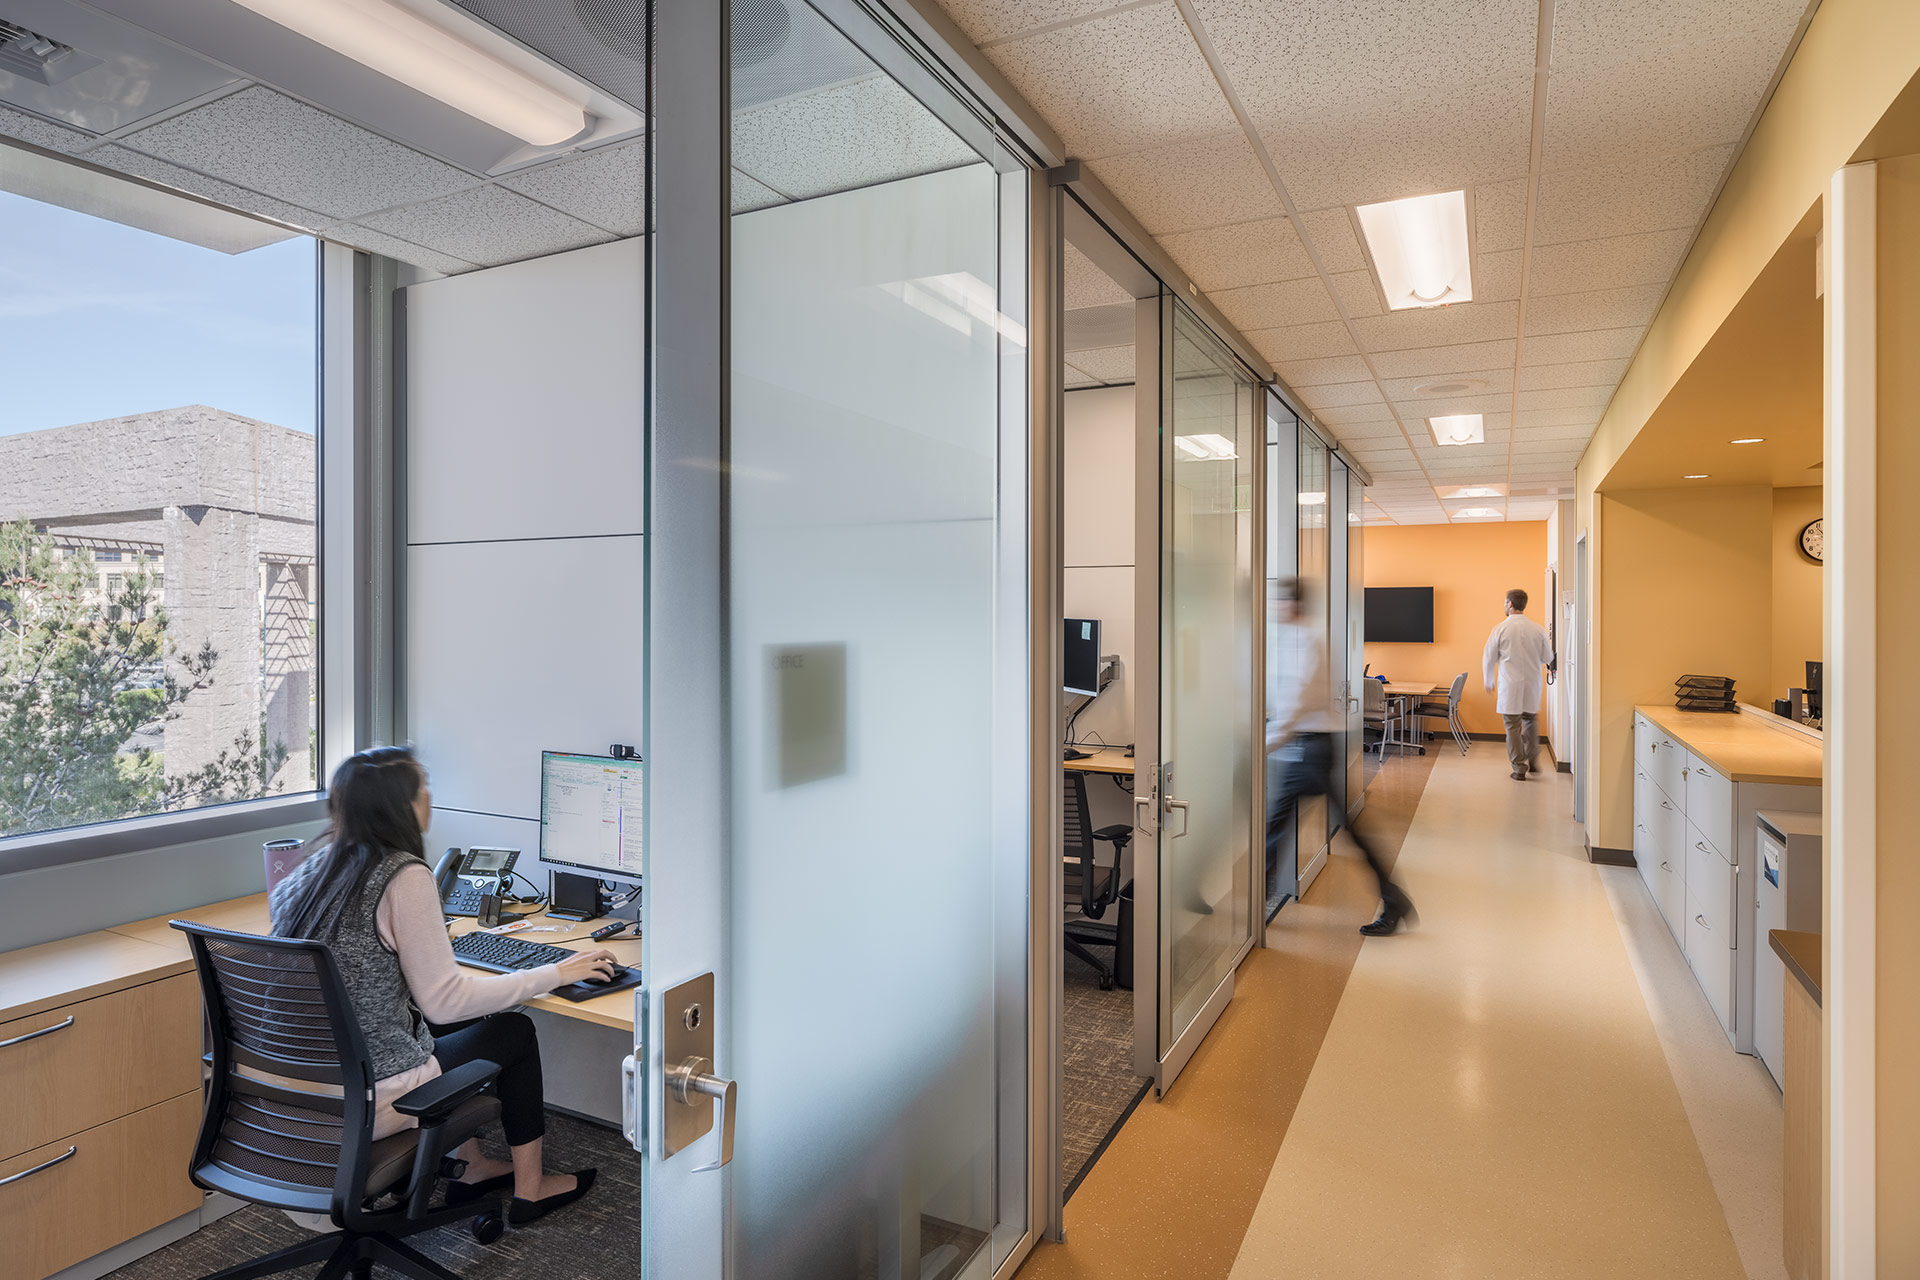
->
xmin=270 ymin=746 xmax=619 ymax=1226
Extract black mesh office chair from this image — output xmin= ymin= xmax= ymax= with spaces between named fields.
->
xmin=173 ymin=922 xmax=507 ymax=1280
xmin=1064 ymin=771 xmax=1131 ymax=991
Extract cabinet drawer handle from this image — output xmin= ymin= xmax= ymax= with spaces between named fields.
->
xmin=1696 ymin=841 xmax=1711 ymax=854
xmin=0 ymin=1146 xmax=75 ymax=1187
xmin=0 ymin=1016 xmax=73 ymax=1049
xmin=1661 ymin=800 xmax=1674 ymax=811
xmin=1660 ymin=860 xmax=1671 ymax=871
xmin=1695 ymin=914 xmax=1710 ymax=929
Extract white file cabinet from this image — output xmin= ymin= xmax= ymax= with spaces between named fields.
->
xmin=1754 ymin=810 xmax=1822 ymax=1087
xmin=1631 ymin=710 xmax=1820 ymax=1054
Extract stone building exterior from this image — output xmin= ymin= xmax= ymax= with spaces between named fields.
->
xmin=0 ymin=406 xmax=316 ymax=793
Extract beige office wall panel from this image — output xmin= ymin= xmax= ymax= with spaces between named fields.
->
xmin=406 ymin=537 xmax=645 ymax=822
xmin=404 ymin=237 xmax=645 ymax=545
xmin=1064 ymin=385 xmax=1136 ymax=570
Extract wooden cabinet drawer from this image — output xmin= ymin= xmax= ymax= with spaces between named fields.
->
xmin=0 ymin=1092 xmax=202 ymax=1280
xmin=1685 ymin=753 xmax=1735 ymax=864
xmin=0 ymin=974 xmax=201 ymax=1162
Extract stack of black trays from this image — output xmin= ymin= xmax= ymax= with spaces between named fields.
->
xmin=1676 ymin=674 xmax=1736 ymax=712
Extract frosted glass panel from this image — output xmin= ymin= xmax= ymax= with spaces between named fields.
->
xmin=729 ymin=16 xmax=1013 ymax=1270
xmin=1159 ymin=306 xmax=1255 ymax=1046
xmin=1295 ymin=430 xmax=1331 ymax=878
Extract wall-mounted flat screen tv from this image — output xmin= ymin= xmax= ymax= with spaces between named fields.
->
xmin=1365 ymin=587 xmax=1433 ymax=643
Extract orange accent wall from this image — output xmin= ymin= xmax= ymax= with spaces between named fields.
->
xmin=1363 ymin=522 xmax=1550 ymax=737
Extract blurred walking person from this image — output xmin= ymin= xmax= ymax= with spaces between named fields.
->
xmin=1483 ymin=588 xmax=1553 ymax=781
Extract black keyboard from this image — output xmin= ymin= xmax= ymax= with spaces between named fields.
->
xmin=450 ymin=931 xmax=579 ymax=973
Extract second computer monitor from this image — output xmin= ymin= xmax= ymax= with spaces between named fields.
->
xmin=1065 ymin=617 xmax=1102 ymax=696
xmin=539 ymin=750 xmax=644 ymax=882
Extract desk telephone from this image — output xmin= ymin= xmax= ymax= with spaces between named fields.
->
xmin=432 ymin=846 xmax=520 ymax=918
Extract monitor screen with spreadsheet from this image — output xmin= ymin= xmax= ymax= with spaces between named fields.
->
xmin=539 ymin=751 xmax=644 ymax=881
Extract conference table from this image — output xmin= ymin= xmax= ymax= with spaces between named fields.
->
xmin=1377 ymin=680 xmax=1438 ymax=759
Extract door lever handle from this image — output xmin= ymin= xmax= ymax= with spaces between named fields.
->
xmin=668 ymin=1056 xmax=735 ymax=1172
xmin=1163 ymin=796 xmax=1190 ymax=839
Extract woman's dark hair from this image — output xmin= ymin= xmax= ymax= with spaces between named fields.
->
xmin=276 ymin=746 xmax=427 ymax=941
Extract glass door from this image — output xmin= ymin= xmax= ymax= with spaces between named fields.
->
xmin=1329 ymin=458 xmax=1351 ymax=823
xmin=1345 ymin=466 xmax=1367 ymax=819
xmin=1263 ymin=398 xmax=1300 ymax=915
xmin=1137 ymin=302 xmax=1256 ymax=1090
xmin=1294 ymin=429 xmax=1331 ymax=894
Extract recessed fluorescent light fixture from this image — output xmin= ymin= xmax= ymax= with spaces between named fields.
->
xmin=229 ymin=0 xmax=590 ymax=146
xmin=1174 ymin=433 xmax=1238 ymax=460
xmin=1452 ymin=507 xmax=1500 ymax=519
xmin=1731 ymin=437 xmax=1765 ymax=444
xmin=1445 ymin=485 xmax=1504 ymax=499
xmin=1298 ymin=491 xmax=1326 ymax=506
xmin=1354 ymin=190 xmax=1474 ymax=310
xmin=1428 ymin=414 xmax=1484 ymax=447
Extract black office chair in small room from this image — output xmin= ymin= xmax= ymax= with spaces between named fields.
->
xmin=172 ymin=921 xmax=507 ymax=1280
xmin=1064 ymin=770 xmax=1131 ymax=990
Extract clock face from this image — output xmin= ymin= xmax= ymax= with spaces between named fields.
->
xmin=1800 ymin=518 xmax=1824 ymax=562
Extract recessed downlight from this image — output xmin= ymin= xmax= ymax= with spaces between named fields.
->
xmin=1414 ymin=377 xmax=1489 ymax=396
xmin=1730 ymin=437 xmax=1765 ymax=445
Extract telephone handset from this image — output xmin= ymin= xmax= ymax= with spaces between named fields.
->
xmin=434 ymin=846 xmax=521 ymax=918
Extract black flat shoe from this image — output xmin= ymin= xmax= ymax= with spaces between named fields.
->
xmin=1359 ymin=908 xmax=1402 ymax=937
xmin=445 ymin=1173 xmax=514 ymax=1206
xmin=507 ymin=1169 xmax=597 ymax=1226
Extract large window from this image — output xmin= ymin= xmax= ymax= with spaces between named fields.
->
xmin=0 ymin=184 xmax=319 ymax=841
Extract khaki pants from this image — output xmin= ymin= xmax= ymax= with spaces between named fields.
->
xmin=1501 ymin=712 xmax=1538 ymax=775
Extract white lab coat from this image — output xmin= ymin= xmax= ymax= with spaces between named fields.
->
xmin=1482 ymin=613 xmax=1552 ymax=716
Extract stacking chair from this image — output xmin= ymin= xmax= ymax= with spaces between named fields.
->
xmin=173 ymin=921 xmax=508 ymax=1280
xmin=1063 ymin=770 xmax=1131 ymax=990
xmin=1362 ymin=677 xmax=1388 ymax=753
xmin=1413 ymin=672 xmax=1471 ymax=756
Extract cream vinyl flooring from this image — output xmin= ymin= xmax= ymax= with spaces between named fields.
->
xmin=1227 ymin=746 xmax=1754 ymax=1279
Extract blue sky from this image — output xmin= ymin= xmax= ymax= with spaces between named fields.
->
xmin=0 ymin=191 xmax=316 ymax=436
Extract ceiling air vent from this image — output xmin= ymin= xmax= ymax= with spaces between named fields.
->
xmin=0 ymin=17 xmax=99 ymax=85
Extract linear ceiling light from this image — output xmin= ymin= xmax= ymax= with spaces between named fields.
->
xmin=1428 ymin=414 xmax=1484 ymax=447
xmin=1175 ymin=433 xmax=1238 ymax=460
xmin=230 ymin=0 xmax=588 ymax=146
xmin=1354 ymin=190 xmax=1473 ymax=310
xmin=1446 ymin=485 xmax=1504 ymax=499
xmin=1452 ymin=507 xmax=1500 ymax=519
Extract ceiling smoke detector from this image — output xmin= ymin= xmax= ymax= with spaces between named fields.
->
xmin=0 ymin=18 xmax=100 ymax=85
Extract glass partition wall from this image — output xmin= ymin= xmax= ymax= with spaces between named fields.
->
xmin=1294 ymin=427 xmax=1333 ymax=895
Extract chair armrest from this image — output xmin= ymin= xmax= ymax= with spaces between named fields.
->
xmin=393 ymin=1059 xmax=500 ymax=1123
xmin=1090 ymin=824 xmax=1133 ymax=847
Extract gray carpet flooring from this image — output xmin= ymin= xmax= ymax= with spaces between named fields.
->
xmin=1061 ymin=949 xmax=1151 ymax=1197
xmin=108 ymin=1112 xmax=637 ymax=1280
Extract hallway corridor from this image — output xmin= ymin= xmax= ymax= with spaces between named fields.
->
xmin=1023 ymin=745 xmax=1770 ymax=1280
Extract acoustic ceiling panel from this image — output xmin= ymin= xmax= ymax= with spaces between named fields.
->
xmin=1211 ymin=275 xmax=1343 ymax=332
xmin=1248 ymin=319 xmax=1358 ymax=362
xmin=1158 ymin=217 xmax=1318 ymax=293
xmin=1087 ymin=130 xmax=1279 ymax=236
xmin=732 ymin=75 xmax=980 ymax=201
xmin=1517 ymin=359 xmax=1628 ymax=390
xmin=0 ymin=102 xmax=89 ymax=152
xmin=1369 ymin=340 xmax=1518 ymax=381
xmin=358 ymin=183 xmax=611 ymax=266
xmin=1379 ymin=368 xmax=1514 ymax=400
xmin=89 ymin=144 xmax=325 ymax=231
xmin=1523 ymin=285 xmax=1665 ymax=337
xmin=1064 ymin=241 xmax=1134 ymax=309
xmin=500 ymin=139 xmax=647 ymax=236
xmin=1519 ymin=327 xmax=1644 ymax=365
xmin=318 ymin=223 xmax=478 ymax=277
xmin=1531 ymin=144 xmax=1735 ymax=243
xmin=1549 ymin=0 xmax=1810 ymax=69
xmin=1296 ymin=380 xmax=1386 ymax=410
xmin=938 ymin=0 xmax=1118 ymax=46
xmin=1294 ymin=207 xmax=1369 ymax=273
xmin=732 ymin=170 xmax=785 ymax=214
xmin=1475 ymin=250 xmax=1524 ymax=305
xmin=1273 ymin=355 xmax=1372 ymax=388
xmin=1069 ymin=344 xmax=1135 ymax=383
xmin=1350 ymin=301 xmax=1521 ymax=353
xmin=1528 ymin=229 xmax=1694 ymax=295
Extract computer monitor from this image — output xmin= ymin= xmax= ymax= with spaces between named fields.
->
xmin=539 ymin=750 xmax=644 ymax=882
xmin=1065 ymin=618 xmax=1102 ymax=696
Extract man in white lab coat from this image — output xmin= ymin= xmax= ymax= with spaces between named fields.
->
xmin=1482 ymin=588 xmax=1554 ymax=781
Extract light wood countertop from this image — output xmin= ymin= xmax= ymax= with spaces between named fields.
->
xmin=1064 ymin=746 xmax=1136 ymax=776
xmin=0 ymin=930 xmax=189 ymax=1023
xmin=1634 ymin=705 xmax=1822 ymax=785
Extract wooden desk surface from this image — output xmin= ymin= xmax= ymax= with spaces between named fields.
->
xmin=1635 ymin=704 xmax=1823 ymax=785
xmin=0 ymin=929 xmax=189 ymax=1023
xmin=117 ymin=893 xmax=643 ymax=1033
xmin=1381 ymin=681 xmax=1438 ymax=698
xmin=1064 ymin=746 xmax=1136 ymax=776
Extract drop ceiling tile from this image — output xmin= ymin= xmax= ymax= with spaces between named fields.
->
xmin=1275 ymin=355 xmax=1372 ymax=387
xmin=1326 ymin=418 xmax=1404 ymax=440
xmin=733 ymin=77 xmax=980 ymax=200
xmin=1064 ymin=361 xmax=1099 ymax=388
xmin=1521 ymin=327 xmax=1644 ymax=364
xmin=1474 ymin=176 xmax=1529 ymax=252
xmin=1551 ymin=0 xmax=1809 ymax=68
xmin=1064 ymin=242 xmax=1135 ymax=309
xmin=500 ymin=140 xmax=646 ymax=236
xmin=1351 ymin=301 xmax=1520 ymax=352
xmin=1395 ymin=392 xmax=1513 ymax=420
xmin=990 ymin=3 xmax=1239 ymax=159
xmin=942 ymin=0 xmax=1119 ymax=45
xmin=732 ymin=170 xmax=785 ymax=214
xmin=359 ymin=185 xmax=611 ymax=266
xmin=1088 ymin=131 xmax=1280 ymax=235
xmin=88 ymin=145 xmax=327 ymax=230
xmin=1380 ymin=368 xmax=1513 ymax=400
xmin=1529 ymin=230 xmax=1693 ymax=295
xmin=1370 ymin=340 xmax=1518 ymax=380
xmin=1514 ymin=436 xmax=1584 ymax=454
xmin=1071 ymin=345 xmax=1137 ymax=382
xmin=1517 ymin=358 xmax=1628 ymax=390
xmin=1065 ymin=302 xmax=1137 ymax=351
xmin=0 ymin=104 xmax=92 ymax=153
xmin=1159 ymin=217 xmax=1318 ymax=292
xmin=1253 ymin=74 xmax=1536 ymax=212
xmin=1476 ymin=249 xmax=1524 ymax=304
xmin=1249 ymin=320 xmax=1358 ymax=362
xmin=1516 ymin=386 xmax=1613 ymax=411
xmin=1299 ymin=380 xmax=1385 ymax=409
xmin=1517 ymin=420 xmax=1603 ymax=440
xmin=1315 ymin=402 xmax=1400 ymax=427
xmin=1533 ymin=145 xmax=1736 ymax=243
xmin=1296 ymin=207 xmax=1369 ymax=273
xmin=319 ymin=224 xmax=478 ymax=277
xmin=1212 ymin=275 xmax=1342 ymax=332
xmin=121 ymin=86 xmax=476 ymax=220
xmin=1328 ymin=269 xmax=1383 ymax=317
xmin=1525 ymin=285 xmax=1666 ymax=336
xmin=1516 ymin=407 xmax=1605 ymax=429
xmin=1542 ymin=28 xmax=1788 ymax=171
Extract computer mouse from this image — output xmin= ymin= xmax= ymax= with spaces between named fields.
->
xmin=584 ymin=965 xmax=629 ymax=986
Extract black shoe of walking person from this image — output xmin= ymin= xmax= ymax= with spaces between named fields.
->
xmin=1359 ymin=886 xmax=1416 ymax=937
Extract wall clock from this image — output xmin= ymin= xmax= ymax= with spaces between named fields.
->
xmin=1800 ymin=518 xmax=1824 ymax=562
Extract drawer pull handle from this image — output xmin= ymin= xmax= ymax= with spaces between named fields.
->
xmin=0 ymin=1016 xmax=73 ymax=1049
xmin=1696 ymin=914 xmax=1710 ymax=929
xmin=1660 ymin=861 xmax=1671 ymax=871
xmin=1661 ymin=800 xmax=1674 ymax=810
xmin=1696 ymin=842 xmax=1711 ymax=854
xmin=0 ymin=1146 xmax=75 ymax=1187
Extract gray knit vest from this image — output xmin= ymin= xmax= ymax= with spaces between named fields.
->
xmin=270 ymin=846 xmax=435 ymax=1080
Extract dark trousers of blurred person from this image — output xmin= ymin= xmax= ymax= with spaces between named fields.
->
xmin=1265 ymin=732 xmax=1413 ymax=936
